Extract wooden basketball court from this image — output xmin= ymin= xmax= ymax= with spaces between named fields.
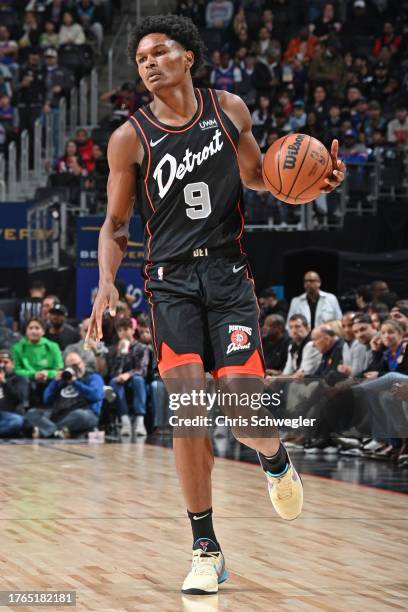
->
xmin=1 ymin=442 xmax=407 ymax=611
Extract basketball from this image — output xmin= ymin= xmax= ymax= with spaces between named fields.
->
xmin=262 ymin=134 xmax=333 ymax=205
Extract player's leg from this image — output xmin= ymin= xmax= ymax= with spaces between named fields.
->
xmin=206 ymin=256 xmax=303 ymax=520
xmin=159 ymin=353 xmax=227 ymax=595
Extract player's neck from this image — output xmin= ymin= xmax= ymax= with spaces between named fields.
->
xmin=150 ymin=82 xmax=197 ymax=127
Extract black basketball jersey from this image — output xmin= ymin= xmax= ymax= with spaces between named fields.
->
xmin=129 ymin=88 xmax=244 ymax=263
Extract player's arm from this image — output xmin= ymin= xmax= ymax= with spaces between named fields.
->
xmin=86 ymin=123 xmax=141 ymax=341
xmin=218 ymin=90 xmax=267 ymax=191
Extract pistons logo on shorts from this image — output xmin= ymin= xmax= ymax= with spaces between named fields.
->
xmin=226 ymin=325 xmax=252 ymax=355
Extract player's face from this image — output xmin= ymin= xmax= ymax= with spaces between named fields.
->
xmin=135 ymin=33 xmax=193 ymax=93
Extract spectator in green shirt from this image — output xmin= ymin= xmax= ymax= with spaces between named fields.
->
xmin=11 ymin=317 xmax=63 ymax=405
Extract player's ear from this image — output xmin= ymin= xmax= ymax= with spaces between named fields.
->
xmin=185 ymin=50 xmax=194 ymax=71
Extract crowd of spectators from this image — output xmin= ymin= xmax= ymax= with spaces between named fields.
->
xmin=0 ymin=0 xmax=120 ymax=159
xmin=1 ymin=272 xmax=408 ymax=471
xmin=0 ymin=278 xmax=165 ymax=440
xmin=260 ymin=271 xmax=408 ymax=467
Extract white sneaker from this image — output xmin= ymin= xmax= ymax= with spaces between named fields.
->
xmin=363 ymin=439 xmax=383 ymax=452
xmin=120 ymin=415 xmax=131 ymax=436
xmin=182 ymin=545 xmax=227 ymax=595
xmin=134 ymin=422 xmax=147 ymax=436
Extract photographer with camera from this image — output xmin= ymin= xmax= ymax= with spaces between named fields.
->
xmin=25 ymin=351 xmax=104 ymax=438
xmin=0 ymin=350 xmax=29 ymax=438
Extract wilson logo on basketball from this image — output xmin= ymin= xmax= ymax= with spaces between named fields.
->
xmin=226 ymin=325 xmax=252 ymax=355
xmin=199 ymin=118 xmax=218 ymax=130
xmin=283 ymin=134 xmax=306 ymax=170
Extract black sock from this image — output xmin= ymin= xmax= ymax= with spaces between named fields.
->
xmin=187 ymin=507 xmax=219 ymax=552
xmin=258 ymin=443 xmax=289 ymax=476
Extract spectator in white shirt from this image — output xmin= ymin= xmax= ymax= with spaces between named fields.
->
xmin=58 ymin=11 xmax=86 ymax=47
xmin=287 ymin=271 xmax=342 ymax=329
xmin=387 ymin=105 xmax=408 ymax=147
xmin=283 ymin=314 xmax=321 ymax=378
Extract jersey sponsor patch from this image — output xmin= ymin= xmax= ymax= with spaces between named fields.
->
xmin=226 ymin=325 xmax=252 ymax=355
xmin=158 ymin=266 xmax=164 ymax=280
xmin=199 ymin=118 xmax=218 ymax=130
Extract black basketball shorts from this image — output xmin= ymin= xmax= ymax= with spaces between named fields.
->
xmin=143 ymin=254 xmax=265 ymax=377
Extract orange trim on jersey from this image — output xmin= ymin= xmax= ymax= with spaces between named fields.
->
xmin=129 ymin=115 xmax=155 ymax=213
xmin=158 ymin=342 xmax=203 ymax=376
xmin=209 ymin=89 xmax=238 ymax=157
xmin=213 ymin=350 xmax=265 ymax=379
xmin=138 ymin=89 xmax=204 ymax=133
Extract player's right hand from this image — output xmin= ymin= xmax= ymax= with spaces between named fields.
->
xmin=85 ymin=282 xmax=119 ymax=343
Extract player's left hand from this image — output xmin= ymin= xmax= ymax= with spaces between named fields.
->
xmin=321 ymin=139 xmax=346 ymax=193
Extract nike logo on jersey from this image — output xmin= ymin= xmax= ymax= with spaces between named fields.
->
xmin=192 ymin=513 xmax=210 ymax=520
xmin=150 ymin=134 xmax=168 ymax=147
xmin=153 ymin=129 xmax=224 ymax=199
xmin=233 ymin=264 xmax=245 ymax=273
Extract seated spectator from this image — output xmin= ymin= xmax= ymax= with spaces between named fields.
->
xmin=262 ymin=314 xmax=290 ymax=375
xmin=63 ymin=317 xmax=107 ymax=373
xmin=352 ymin=313 xmax=377 ymax=373
xmin=41 ymin=294 xmax=60 ymax=324
xmin=373 ymin=21 xmax=401 ymax=58
xmin=11 ymin=317 xmax=63 ymax=405
xmin=251 ymin=94 xmax=272 ymax=146
xmin=75 ymin=127 xmax=95 ymax=173
xmin=54 ymin=139 xmax=86 ymax=175
xmin=254 ymin=26 xmax=281 ymax=62
xmin=210 ymin=51 xmax=242 ymax=93
xmin=13 ymin=279 xmax=46 ymax=333
xmin=58 ymin=11 xmax=86 ymax=47
xmin=339 ymin=129 xmax=368 ymax=163
xmin=18 ymin=11 xmax=41 ymax=50
xmin=0 ymin=25 xmax=19 ymax=76
xmin=344 ymin=0 xmax=379 ymax=40
xmin=0 ymin=94 xmax=18 ymax=143
xmin=387 ymin=105 xmax=408 ymax=148
xmin=287 ymin=271 xmax=342 ymax=329
xmin=258 ymin=287 xmax=288 ymax=322
xmin=390 ymin=306 xmax=408 ymax=331
xmin=338 ymin=312 xmax=367 ymax=377
xmin=76 ymin=0 xmax=104 ymax=53
xmin=283 ymin=27 xmax=317 ymax=64
xmin=308 ymin=37 xmax=346 ymax=98
xmin=0 ymin=311 xmax=20 ymax=349
xmin=310 ymin=2 xmax=342 ymax=42
xmin=45 ymin=303 xmax=80 ymax=350
xmin=44 ymin=0 xmax=66 ymax=26
xmin=237 ymin=52 xmax=270 ymax=106
xmin=26 ymin=351 xmax=103 ymax=438
xmin=312 ymin=324 xmax=344 ymax=381
xmin=288 ymin=100 xmax=307 ymax=130
xmin=39 ymin=20 xmax=59 ymax=49
xmin=355 ymin=284 xmax=372 ymax=311
xmin=205 ymin=0 xmax=234 ymax=30
xmin=371 ymin=280 xmax=389 ymax=303
xmin=0 ymin=349 xmax=28 ymax=438
xmin=282 ymin=314 xmax=321 ymax=377
xmin=107 ymin=318 xmax=150 ymax=437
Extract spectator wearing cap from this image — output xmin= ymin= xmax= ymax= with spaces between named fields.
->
xmin=288 ymin=100 xmax=307 ymax=130
xmin=41 ymin=294 xmax=60 ymax=324
xmin=351 ymin=96 xmax=369 ymax=133
xmin=339 ymin=128 xmax=368 ymax=163
xmin=345 ymin=0 xmax=379 ymax=39
xmin=283 ymin=26 xmax=317 ymax=64
xmin=45 ymin=304 xmax=80 ymax=350
xmin=262 ymin=314 xmax=290 ymax=375
xmin=387 ymin=106 xmax=408 ymax=148
xmin=0 ymin=349 xmax=28 ymax=438
xmin=287 ymin=271 xmax=342 ymax=330
xmin=390 ymin=306 xmax=408 ymax=334
xmin=364 ymin=100 xmax=386 ymax=144
xmin=369 ymin=61 xmax=389 ymax=102
xmin=58 ymin=11 xmax=86 ymax=46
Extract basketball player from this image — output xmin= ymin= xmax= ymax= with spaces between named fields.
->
xmin=86 ymin=15 xmax=345 ymax=595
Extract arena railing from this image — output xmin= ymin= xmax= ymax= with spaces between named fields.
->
xmin=107 ymin=17 xmax=132 ymax=90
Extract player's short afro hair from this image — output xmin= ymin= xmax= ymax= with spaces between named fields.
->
xmin=128 ymin=14 xmax=206 ymax=73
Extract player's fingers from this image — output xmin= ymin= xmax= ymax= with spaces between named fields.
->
xmin=330 ymin=139 xmax=339 ymax=163
xmin=337 ymin=159 xmax=346 ymax=172
xmin=84 ymin=317 xmax=97 ymax=347
xmin=109 ymin=289 xmax=119 ymax=317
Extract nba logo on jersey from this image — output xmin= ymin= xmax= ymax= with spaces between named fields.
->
xmin=199 ymin=118 xmax=218 ymax=130
xmin=158 ymin=266 xmax=164 ymax=281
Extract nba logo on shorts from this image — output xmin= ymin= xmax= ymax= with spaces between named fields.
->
xmin=158 ymin=267 xmax=164 ymax=281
